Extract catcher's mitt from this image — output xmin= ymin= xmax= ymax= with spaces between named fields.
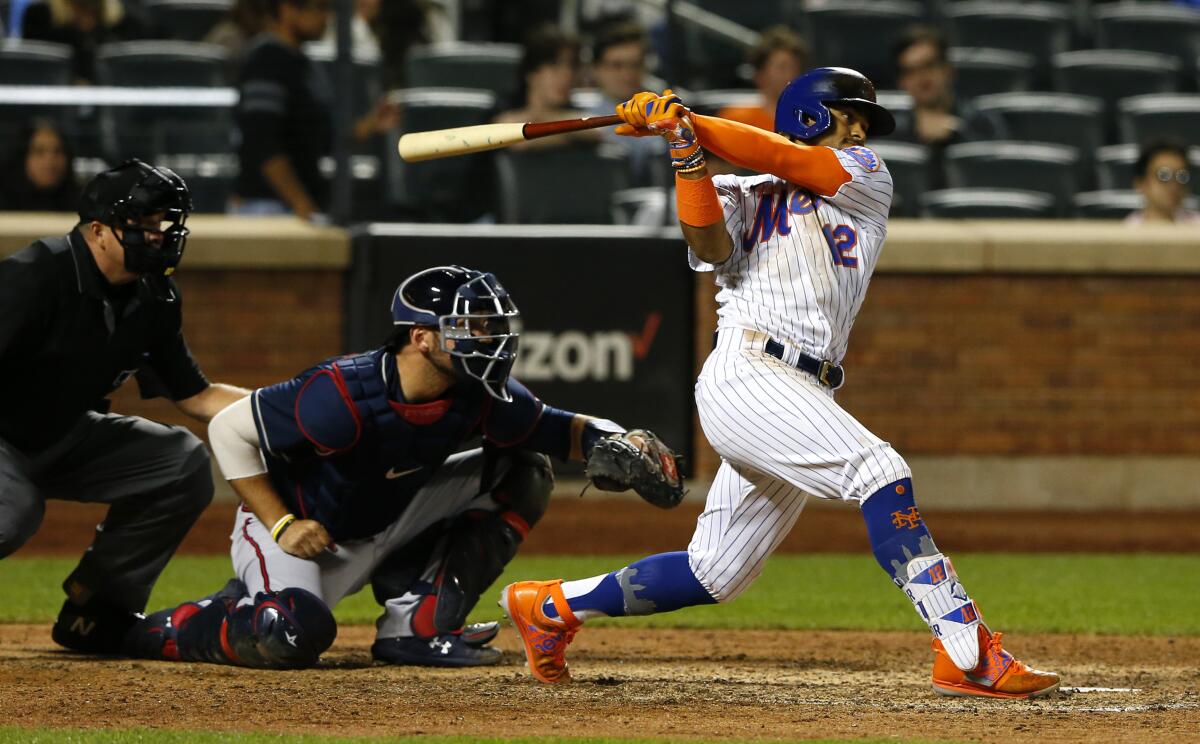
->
xmin=585 ymin=429 xmax=684 ymax=509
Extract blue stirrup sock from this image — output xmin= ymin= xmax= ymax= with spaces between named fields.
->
xmin=859 ymin=478 xmax=940 ymax=583
xmin=546 ymin=551 xmax=717 ymax=621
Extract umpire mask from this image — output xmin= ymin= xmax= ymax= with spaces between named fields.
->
xmin=79 ymin=159 xmax=193 ymax=278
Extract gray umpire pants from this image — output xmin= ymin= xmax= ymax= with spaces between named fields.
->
xmin=0 ymin=412 xmax=214 ymax=612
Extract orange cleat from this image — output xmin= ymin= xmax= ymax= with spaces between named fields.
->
xmin=499 ymin=580 xmax=581 ymax=683
xmin=932 ymin=625 xmax=1060 ymax=699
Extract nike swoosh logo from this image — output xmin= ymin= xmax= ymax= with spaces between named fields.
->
xmin=386 ymin=465 xmax=423 ymax=480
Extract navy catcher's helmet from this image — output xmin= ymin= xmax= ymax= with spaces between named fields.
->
xmin=774 ymin=67 xmax=895 ymax=142
xmin=391 ymin=266 xmax=522 ymax=402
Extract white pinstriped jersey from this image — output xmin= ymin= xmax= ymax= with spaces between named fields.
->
xmin=688 ymin=146 xmax=893 ymax=364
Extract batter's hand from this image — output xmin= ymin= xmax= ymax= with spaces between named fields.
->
xmin=615 ymin=89 xmax=686 ymax=136
xmin=278 ymin=519 xmax=335 ymax=559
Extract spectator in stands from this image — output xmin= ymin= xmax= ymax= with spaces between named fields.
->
xmin=231 ymin=0 xmax=397 ymax=220
xmin=494 ymin=25 xmax=599 ymax=150
xmin=0 ymin=119 xmax=79 ymax=212
xmin=313 ymin=0 xmax=381 ymax=58
xmin=716 ymin=26 xmax=809 ymax=132
xmin=204 ymin=0 xmax=269 ymax=81
xmin=585 ymin=21 xmax=662 ymax=186
xmin=1127 ymin=140 xmax=1200 ymax=225
xmin=22 ymin=0 xmax=146 ymax=84
xmin=891 ymin=26 xmax=1003 ymax=189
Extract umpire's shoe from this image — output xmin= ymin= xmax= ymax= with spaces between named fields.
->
xmin=499 ymin=579 xmax=581 ymax=683
xmin=372 ymin=622 xmax=503 ymax=667
xmin=52 ymin=598 xmax=141 ymax=654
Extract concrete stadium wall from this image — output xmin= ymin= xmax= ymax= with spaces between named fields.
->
xmin=3 ymin=215 xmax=1198 ymax=510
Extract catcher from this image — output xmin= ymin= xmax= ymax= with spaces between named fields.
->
xmin=122 ymin=265 xmax=682 ymax=669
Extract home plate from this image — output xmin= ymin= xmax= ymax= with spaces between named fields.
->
xmin=1060 ymin=687 xmax=1143 ymax=694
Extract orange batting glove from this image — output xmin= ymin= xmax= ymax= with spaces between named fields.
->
xmin=615 ymin=90 xmax=659 ymax=134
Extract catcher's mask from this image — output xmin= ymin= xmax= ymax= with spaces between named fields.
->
xmin=390 ymin=266 xmax=522 ymax=402
xmin=78 ymin=158 xmax=192 ymax=279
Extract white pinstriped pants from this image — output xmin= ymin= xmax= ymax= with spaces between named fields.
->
xmin=687 ymin=329 xmax=912 ymax=601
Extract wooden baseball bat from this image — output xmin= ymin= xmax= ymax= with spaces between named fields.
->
xmin=397 ymin=114 xmax=622 ymax=162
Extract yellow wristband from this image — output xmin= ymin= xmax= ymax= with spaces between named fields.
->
xmin=270 ymin=513 xmax=297 ymax=542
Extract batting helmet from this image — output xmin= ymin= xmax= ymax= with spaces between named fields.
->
xmin=391 ymin=266 xmax=522 ymax=402
xmin=774 ymin=67 xmax=895 ymax=142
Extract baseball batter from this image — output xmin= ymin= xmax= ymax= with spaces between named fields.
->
xmin=502 ymin=67 xmax=1060 ymax=699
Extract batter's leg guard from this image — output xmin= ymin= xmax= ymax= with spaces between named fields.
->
xmin=861 ymin=478 xmax=982 ymax=671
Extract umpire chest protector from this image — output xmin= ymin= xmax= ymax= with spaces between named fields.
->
xmin=260 ymin=348 xmax=491 ymax=541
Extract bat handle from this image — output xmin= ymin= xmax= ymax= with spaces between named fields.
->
xmin=522 ymin=114 xmax=623 ymax=141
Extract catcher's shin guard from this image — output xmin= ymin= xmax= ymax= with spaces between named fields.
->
xmin=432 ymin=450 xmax=552 ymax=635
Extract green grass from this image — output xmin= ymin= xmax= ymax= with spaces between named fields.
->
xmin=0 ymin=731 xmax=959 ymax=744
xmin=3 ymin=554 xmax=1197 ymax=635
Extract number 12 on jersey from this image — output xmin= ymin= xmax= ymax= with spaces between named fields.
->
xmin=822 ymin=224 xmax=859 ymax=269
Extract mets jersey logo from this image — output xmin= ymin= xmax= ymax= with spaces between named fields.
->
xmin=843 ymin=146 xmax=880 ymax=172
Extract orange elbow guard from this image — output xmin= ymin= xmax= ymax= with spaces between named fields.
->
xmin=675 ymin=172 xmax=724 ymax=227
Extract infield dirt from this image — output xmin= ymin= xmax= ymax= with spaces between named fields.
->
xmin=1 ymin=625 xmax=1196 ymax=743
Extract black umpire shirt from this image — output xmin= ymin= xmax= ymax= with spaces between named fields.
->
xmin=0 ymin=229 xmax=209 ymax=453
xmin=234 ymin=33 xmax=334 ymax=210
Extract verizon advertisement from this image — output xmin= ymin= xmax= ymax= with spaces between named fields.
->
xmin=347 ymin=225 xmax=695 ymax=462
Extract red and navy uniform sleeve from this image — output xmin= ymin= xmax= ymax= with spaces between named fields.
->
xmin=484 ymin=378 xmax=577 ymax=461
xmin=251 ymin=366 xmax=362 ymax=458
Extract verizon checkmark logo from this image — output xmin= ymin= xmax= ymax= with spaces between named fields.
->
xmin=386 ymin=465 xmax=422 ymax=480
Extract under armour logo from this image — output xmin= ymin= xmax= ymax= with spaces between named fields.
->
xmin=70 ymin=617 xmax=96 ymax=636
xmin=428 ymin=638 xmax=452 ymax=655
xmin=891 ymin=507 xmax=921 ymax=530
xmin=285 ymin=631 xmax=298 ymax=647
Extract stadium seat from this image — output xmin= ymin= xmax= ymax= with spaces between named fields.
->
xmin=1096 ymin=144 xmax=1200 ymax=191
xmin=406 ymin=42 xmax=522 ymax=107
xmin=303 ymin=44 xmax=382 ymax=119
xmin=681 ymin=0 xmax=783 ymax=89
xmin=920 ymin=188 xmax=1055 ymax=218
xmin=1118 ymin=94 xmax=1200 ymax=147
xmin=496 ymin=144 xmax=628 ymax=224
xmin=612 ymin=187 xmax=675 ymax=226
xmin=875 ymin=90 xmax=914 ymax=140
xmin=944 ymin=2 xmax=1071 ymax=84
xmin=0 ymin=39 xmax=72 ymax=85
xmin=944 ymin=141 xmax=1079 ymax=215
xmin=94 ymin=41 xmax=230 ymax=160
xmin=870 ymin=141 xmax=928 ymax=217
xmin=154 ymin=153 xmax=237 ymax=213
xmin=143 ymin=0 xmax=231 ymax=42
xmin=1053 ymin=50 xmax=1179 ymax=136
xmin=95 ymin=41 xmax=227 ymax=87
xmin=948 ymin=47 xmax=1035 ymax=105
xmin=970 ymin=93 xmax=1103 ymax=154
xmin=804 ymin=1 xmax=924 ymax=89
xmin=1093 ymin=3 xmax=1200 ymax=79
xmin=1074 ymin=190 xmax=1200 ymax=220
xmin=387 ymin=88 xmax=497 ymax=221
xmin=691 ymin=89 xmax=758 ymax=118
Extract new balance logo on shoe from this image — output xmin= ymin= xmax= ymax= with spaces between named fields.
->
xmin=70 ymin=617 xmax=96 ymax=636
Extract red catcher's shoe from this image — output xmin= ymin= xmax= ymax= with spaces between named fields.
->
xmin=932 ymin=625 xmax=1060 ymax=699
xmin=499 ymin=580 xmax=580 ymax=683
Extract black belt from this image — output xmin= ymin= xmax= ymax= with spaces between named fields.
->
xmin=713 ymin=331 xmax=845 ymax=389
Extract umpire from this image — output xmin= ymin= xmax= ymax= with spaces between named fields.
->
xmin=0 ymin=159 xmax=248 ymax=653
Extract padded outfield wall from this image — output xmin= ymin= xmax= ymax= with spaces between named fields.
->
xmin=2 ymin=215 xmax=1198 ymax=509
